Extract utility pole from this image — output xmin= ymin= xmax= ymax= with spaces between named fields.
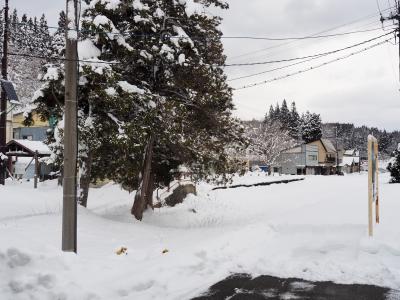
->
xmin=335 ymin=126 xmax=339 ymax=174
xmin=381 ymin=1 xmax=400 ymax=82
xmin=62 ymin=0 xmax=78 ymax=253
xmin=0 ymin=0 xmax=9 ymax=186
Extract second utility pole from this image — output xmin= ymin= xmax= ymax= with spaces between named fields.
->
xmin=62 ymin=0 xmax=78 ymax=253
xmin=381 ymin=1 xmax=400 ymax=81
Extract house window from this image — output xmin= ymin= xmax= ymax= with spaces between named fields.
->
xmin=22 ymin=135 xmax=33 ymax=141
xmin=308 ymin=155 xmax=317 ymax=161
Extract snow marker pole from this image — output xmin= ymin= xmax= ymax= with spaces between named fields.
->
xmin=368 ymin=136 xmax=373 ymax=237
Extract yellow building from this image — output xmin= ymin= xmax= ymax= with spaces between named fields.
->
xmin=12 ymin=111 xmax=50 ymax=141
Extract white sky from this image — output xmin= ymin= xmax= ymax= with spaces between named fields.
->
xmin=9 ymin=0 xmax=400 ymax=131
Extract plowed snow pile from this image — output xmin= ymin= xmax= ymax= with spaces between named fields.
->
xmin=1 ymin=172 xmax=400 ymax=299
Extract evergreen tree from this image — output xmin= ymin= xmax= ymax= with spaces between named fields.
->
xmin=10 ymin=9 xmax=18 ymax=42
xmin=26 ymin=48 xmax=122 ymax=207
xmin=26 ymin=8 xmax=124 ymax=207
xmin=288 ymin=101 xmax=300 ymax=140
xmin=51 ymin=11 xmax=66 ymax=57
xmin=279 ymin=99 xmax=290 ymax=128
xmin=274 ymin=102 xmax=280 ymax=121
xmin=38 ymin=14 xmax=52 ymax=55
xmin=301 ymin=111 xmax=322 ymax=143
xmin=264 ymin=104 xmax=275 ymax=123
xmin=378 ymin=130 xmax=391 ymax=154
xmin=2 ymin=10 xmax=53 ymax=104
xmin=31 ymin=0 xmax=245 ymax=216
xmin=81 ymin=0 xmax=245 ymax=219
xmin=388 ymin=145 xmax=400 ymax=183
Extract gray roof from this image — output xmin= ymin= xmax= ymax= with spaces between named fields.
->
xmin=320 ymin=138 xmax=336 ymax=153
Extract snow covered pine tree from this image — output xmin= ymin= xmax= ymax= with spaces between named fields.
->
xmin=300 ymin=111 xmax=322 ymax=143
xmin=27 ymin=9 xmax=126 ymax=207
xmin=388 ymin=144 xmax=400 ymax=183
xmin=0 ymin=10 xmax=53 ymax=104
xmin=82 ymin=0 xmax=246 ymax=220
xmin=29 ymin=0 xmax=244 ymax=216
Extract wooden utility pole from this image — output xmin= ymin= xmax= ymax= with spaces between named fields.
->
xmin=335 ymin=126 xmax=339 ymax=174
xmin=62 ymin=0 xmax=78 ymax=253
xmin=381 ymin=1 xmax=400 ymax=81
xmin=34 ymin=150 xmax=39 ymax=189
xmin=0 ymin=0 xmax=9 ymax=186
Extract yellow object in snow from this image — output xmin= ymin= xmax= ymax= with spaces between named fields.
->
xmin=116 ymin=247 xmax=128 ymax=255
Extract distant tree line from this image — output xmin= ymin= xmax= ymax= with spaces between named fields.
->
xmin=322 ymin=123 xmax=400 ymax=157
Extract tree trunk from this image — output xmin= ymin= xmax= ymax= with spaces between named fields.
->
xmin=132 ymin=135 xmax=155 ymax=220
xmin=58 ymin=167 xmax=63 ymax=186
xmin=78 ymin=150 xmax=92 ymax=208
xmin=145 ymin=171 xmax=154 ymax=209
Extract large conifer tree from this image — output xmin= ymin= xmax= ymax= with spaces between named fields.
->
xmin=30 ymin=0 xmax=245 ymax=216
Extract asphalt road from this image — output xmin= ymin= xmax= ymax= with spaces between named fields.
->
xmin=192 ymin=273 xmax=400 ymax=300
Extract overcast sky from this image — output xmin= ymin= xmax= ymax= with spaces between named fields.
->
xmin=9 ymin=0 xmax=400 ymax=131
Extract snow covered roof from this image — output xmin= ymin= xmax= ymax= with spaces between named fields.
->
xmin=6 ymin=139 xmax=51 ymax=156
xmin=340 ymin=156 xmax=360 ymax=166
xmin=320 ymin=139 xmax=336 ymax=153
xmin=283 ymin=146 xmax=302 ymax=154
xmin=344 ymin=149 xmax=355 ymax=156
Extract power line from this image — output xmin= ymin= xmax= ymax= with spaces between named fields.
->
xmin=7 ymin=20 xmax=393 ymax=41
xmin=1 ymin=30 xmax=396 ymax=69
xmin=224 ymin=31 xmax=396 ymax=67
xmin=228 ymin=27 xmax=397 ymax=81
xmin=0 ymin=50 xmax=120 ymax=65
xmin=221 ymin=26 xmax=391 ymax=41
xmin=227 ymin=5 xmax=396 ymax=61
xmin=228 ymin=54 xmax=330 ymax=82
xmin=233 ymin=37 xmax=394 ymax=91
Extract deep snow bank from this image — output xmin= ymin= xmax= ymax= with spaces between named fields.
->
xmin=1 ymin=173 xmax=400 ymax=299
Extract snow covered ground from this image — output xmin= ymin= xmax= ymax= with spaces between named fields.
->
xmin=1 ymin=172 xmax=400 ymax=299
